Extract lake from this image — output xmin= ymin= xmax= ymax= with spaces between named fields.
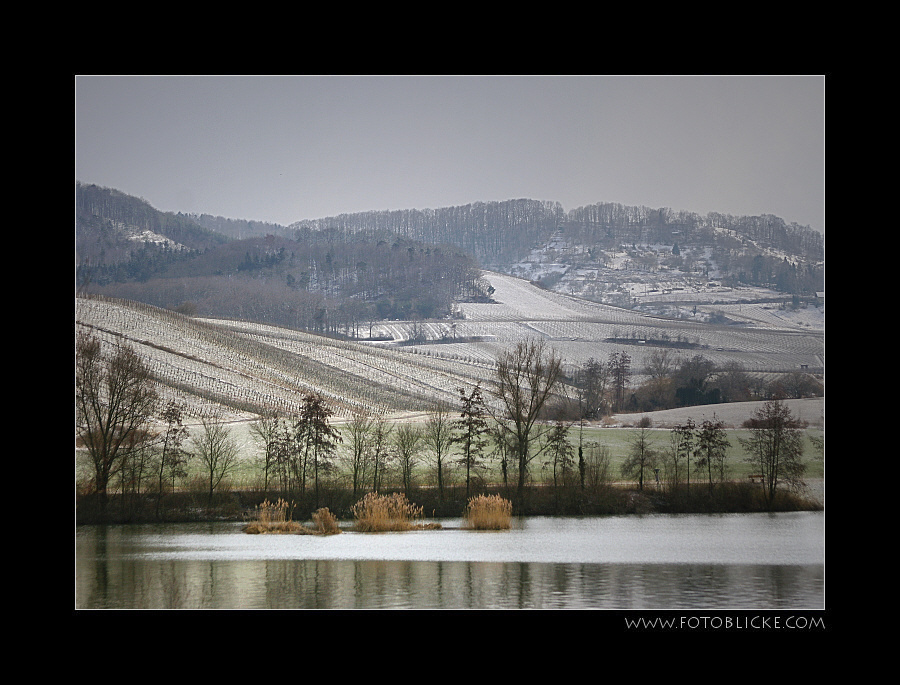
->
xmin=75 ymin=511 xmax=824 ymax=610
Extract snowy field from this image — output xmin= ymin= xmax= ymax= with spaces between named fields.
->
xmin=379 ymin=271 xmax=824 ymax=375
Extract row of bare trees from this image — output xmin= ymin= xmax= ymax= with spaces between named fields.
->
xmin=621 ymin=417 xmax=732 ymax=494
xmin=76 ymin=330 xmax=247 ymax=516
xmin=248 ymin=392 xmax=344 ymax=508
xmin=77 ymin=327 xmax=813 ymax=520
xmin=618 ymin=399 xmax=810 ymax=508
xmin=75 ymin=333 xmax=640 ymax=516
xmin=252 ymin=384 xmax=491 ymax=504
xmin=241 ymin=338 xmax=566 ymax=508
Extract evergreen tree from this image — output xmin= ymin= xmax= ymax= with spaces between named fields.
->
xmin=296 ymin=392 xmax=343 ymax=508
xmin=452 ymin=384 xmax=490 ymax=500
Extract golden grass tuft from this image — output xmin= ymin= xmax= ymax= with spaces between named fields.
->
xmin=463 ymin=494 xmax=513 ymax=530
xmin=311 ymin=507 xmax=341 ymax=535
xmin=243 ymin=520 xmax=303 ymax=534
xmin=256 ymin=498 xmax=294 ymax=523
xmin=243 ymin=499 xmax=341 ymax=535
xmin=351 ymin=492 xmax=424 ymax=532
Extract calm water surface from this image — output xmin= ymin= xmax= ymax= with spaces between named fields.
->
xmin=75 ymin=512 xmax=824 ymax=610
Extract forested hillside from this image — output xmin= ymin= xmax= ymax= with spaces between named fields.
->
xmin=76 ymin=183 xmax=488 ymax=333
xmin=75 ymin=182 xmax=824 ymax=336
xmin=76 ymin=183 xmax=229 ymax=279
xmin=289 ymin=199 xmax=565 ymax=268
xmin=291 ymin=200 xmax=823 ymax=272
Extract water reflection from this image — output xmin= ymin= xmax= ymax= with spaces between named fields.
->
xmin=75 ymin=514 xmax=824 ymax=610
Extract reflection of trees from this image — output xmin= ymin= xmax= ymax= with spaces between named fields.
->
xmin=76 ymin=545 xmax=823 ymax=609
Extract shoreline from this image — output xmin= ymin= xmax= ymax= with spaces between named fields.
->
xmin=75 ymin=479 xmax=824 ymax=526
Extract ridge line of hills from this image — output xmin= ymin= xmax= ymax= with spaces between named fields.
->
xmin=75 ymin=182 xmax=824 ymax=329
xmin=75 ymin=182 xmax=824 ymax=423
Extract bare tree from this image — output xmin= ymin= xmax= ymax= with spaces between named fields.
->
xmin=542 ymin=420 xmax=576 ymax=508
xmin=344 ymin=411 xmax=374 ymax=497
xmin=695 ymin=415 xmax=730 ymax=493
xmin=395 ymin=422 xmax=423 ymax=494
xmin=76 ymin=331 xmax=159 ymax=516
xmin=621 ymin=424 xmax=658 ymax=490
xmin=577 ymin=357 xmax=609 ymax=419
xmin=642 ymin=348 xmax=679 ymax=408
xmin=489 ymin=421 xmax=515 ymax=493
xmin=583 ymin=441 xmax=612 ymax=494
xmin=193 ymin=415 xmax=239 ymax=507
xmin=773 ymin=371 xmax=823 ymax=399
xmin=118 ymin=429 xmax=155 ymax=519
xmin=423 ymin=403 xmax=453 ymax=501
xmin=740 ymin=399 xmax=806 ymax=508
xmin=270 ymin=421 xmax=296 ymax=495
xmin=155 ymin=400 xmax=190 ymax=518
xmin=646 ymin=348 xmax=679 ymax=380
xmin=712 ymin=361 xmax=752 ymax=403
xmin=249 ymin=410 xmax=283 ymax=492
xmin=669 ymin=419 xmax=696 ymax=492
xmin=370 ymin=415 xmax=393 ymax=492
xmin=492 ymin=338 xmax=562 ymax=504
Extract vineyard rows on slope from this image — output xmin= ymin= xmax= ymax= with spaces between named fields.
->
xmin=76 ymin=297 xmax=486 ymax=421
xmin=75 ymin=270 xmax=823 ymax=424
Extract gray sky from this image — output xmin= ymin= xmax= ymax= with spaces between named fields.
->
xmin=75 ymin=75 xmax=825 ymax=232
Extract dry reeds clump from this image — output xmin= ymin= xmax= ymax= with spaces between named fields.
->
xmin=243 ymin=520 xmax=303 ymax=534
xmin=256 ymin=498 xmax=293 ymax=523
xmin=352 ymin=492 xmax=424 ymax=532
xmin=311 ymin=507 xmax=341 ymax=535
xmin=464 ymin=494 xmax=512 ymax=530
xmin=243 ymin=501 xmax=343 ymax=535
xmin=243 ymin=498 xmax=302 ymax=534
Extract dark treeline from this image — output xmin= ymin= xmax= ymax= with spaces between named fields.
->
xmin=292 ymin=201 xmax=823 ymax=268
xmin=76 ymin=183 xmax=229 ymax=256
xmin=77 ymin=478 xmax=819 ymax=526
xmin=567 ymin=350 xmax=823 ymax=418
